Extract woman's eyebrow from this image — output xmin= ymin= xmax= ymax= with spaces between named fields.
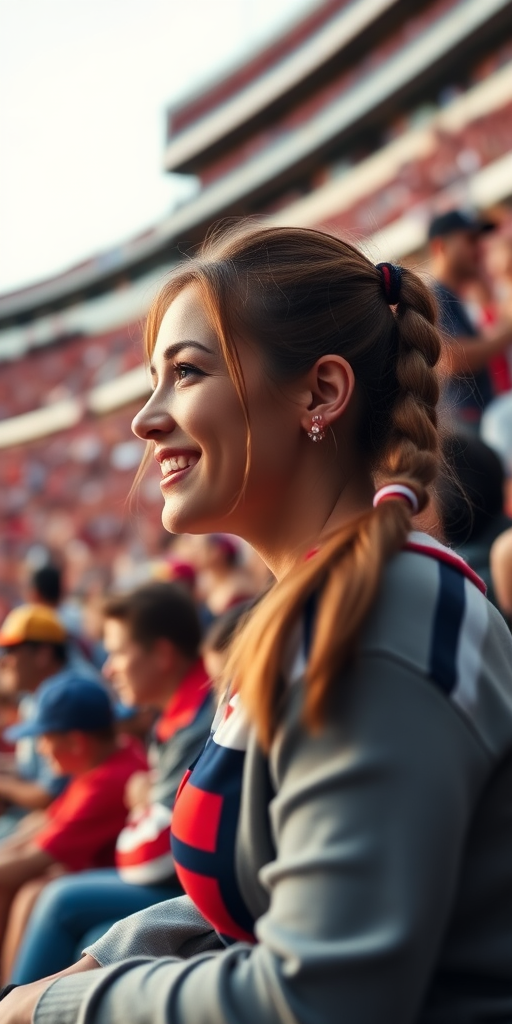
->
xmin=149 ymin=340 xmax=214 ymax=377
xmin=162 ymin=340 xmax=213 ymax=361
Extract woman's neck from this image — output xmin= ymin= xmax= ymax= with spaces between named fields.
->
xmin=250 ymin=470 xmax=375 ymax=582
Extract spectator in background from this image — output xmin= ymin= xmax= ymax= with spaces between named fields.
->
xmin=152 ymin=555 xmax=197 ymax=593
xmin=101 ymin=582 xmax=212 ymax=810
xmin=26 ymin=564 xmax=101 ymax=678
xmin=0 ymin=696 xmax=18 ymax=758
xmin=0 ymin=608 xmax=70 ymax=838
xmin=490 ymin=526 xmax=512 ymax=621
xmin=26 ymin=567 xmax=61 ymax=610
xmin=194 ymin=535 xmax=262 ymax=618
xmin=150 ymin=555 xmax=216 ymax=630
xmin=7 ymin=582 xmax=214 ymax=984
xmin=428 ymin=208 xmax=512 ymax=427
xmin=437 ymin=431 xmax=511 ymax=603
xmin=200 ymin=600 xmax=258 ymax=685
xmin=486 ymin=215 xmax=512 ymax=324
xmin=0 ymin=675 xmax=147 ymax=979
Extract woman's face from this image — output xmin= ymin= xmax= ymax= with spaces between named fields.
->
xmin=132 ymin=284 xmax=304 ymax=540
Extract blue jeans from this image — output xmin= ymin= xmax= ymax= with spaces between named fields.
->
xmin=11 ymin=869 xmax=182 ymax=983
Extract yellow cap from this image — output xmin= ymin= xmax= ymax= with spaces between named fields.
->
xmin=0 ymin=605 xmax=67 ymax=647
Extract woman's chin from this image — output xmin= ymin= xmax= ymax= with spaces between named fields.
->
xmin=161 ymin=499 xmax=233 ymax=538
xmin=161 ymin=500 xmax=208 ymax=537
xmin=161 ymin=506 xmax=190 ymax=536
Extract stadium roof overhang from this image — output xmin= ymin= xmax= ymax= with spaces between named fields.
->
xmin=162 ymin=0 xmax=408 ymax=175
xmin=1 ymin=0 xmax=511 ymax=327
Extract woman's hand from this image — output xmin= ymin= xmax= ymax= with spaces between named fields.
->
xmin=0 ymin=977 xmax=52 ymax=1023
xmin=0 ymin=954 xmax=99 ymax=1023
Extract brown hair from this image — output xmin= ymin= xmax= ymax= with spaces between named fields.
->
xmin=139 ymin=224 xmax=440 ymax=748
xmin=103 ymin=582 xmax=201 ymax=661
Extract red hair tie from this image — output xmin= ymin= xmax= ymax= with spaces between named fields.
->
xmin=376 ymin=262 xmax=402 ymax=305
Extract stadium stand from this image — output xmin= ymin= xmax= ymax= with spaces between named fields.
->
xmin=1 ymin=0 xmax=512 ymax=605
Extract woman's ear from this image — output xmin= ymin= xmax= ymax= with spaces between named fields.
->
xmin=300 ymin=355 xmax=355 ymax=433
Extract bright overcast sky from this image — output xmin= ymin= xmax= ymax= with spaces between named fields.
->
xmin=0 ymin=0 xmax=318 ymax=294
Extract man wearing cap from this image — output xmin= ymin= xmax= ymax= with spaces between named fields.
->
xmin=0 ymin=674 xmax=146 ymax=972
xmin=0 ymin=606 xmax=71 ymax=837
xmin=428 ymin=208 xmax=512 ymax=427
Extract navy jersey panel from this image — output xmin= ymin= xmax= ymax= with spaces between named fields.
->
xmin=171 ymin=700 xmax=256 ymax=944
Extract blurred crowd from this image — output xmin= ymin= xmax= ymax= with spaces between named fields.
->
xmin=0 ymin=540 xmax=269 ymax=983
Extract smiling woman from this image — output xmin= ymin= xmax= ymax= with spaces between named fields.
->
xmin=134 ymin=292 xmax=251 ymax=537
xmin=4 ymin=223 xmax=512 ymax=1024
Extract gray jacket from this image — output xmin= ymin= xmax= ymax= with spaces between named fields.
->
xmin=34 ymin=534 xmax=512 ymax=1024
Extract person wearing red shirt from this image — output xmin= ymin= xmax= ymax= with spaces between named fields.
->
xmin=0 ymin=673 xmax=146 ymax=975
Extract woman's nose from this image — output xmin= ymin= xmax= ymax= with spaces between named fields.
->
xmin=131 ymin=392 xmax=175 ymax=441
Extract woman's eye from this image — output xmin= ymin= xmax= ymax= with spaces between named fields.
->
xmin=173 ymin=362 xmax=202 ymax=382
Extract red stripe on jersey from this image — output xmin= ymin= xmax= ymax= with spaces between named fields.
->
xmin=171 ymin=781 xmax=223 ymax=853
xmin=174 ymin=864 xmax=255 ymax=944
xmin=175 ymin=768 xmax=192 ymax=805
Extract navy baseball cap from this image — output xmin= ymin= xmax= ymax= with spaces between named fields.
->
xmin=428 ymin=208 xmax=495 ymax=240
xmin=4 ymin=672 xmax=114 ymax=740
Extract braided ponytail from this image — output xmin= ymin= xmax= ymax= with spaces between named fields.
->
xmin=378 ymin=267 xmax=440 ymax=509
xmin=142 ymin=224 xmax=442 ymax=749
xmin=230 ymin=254 xmax=441 ymax=747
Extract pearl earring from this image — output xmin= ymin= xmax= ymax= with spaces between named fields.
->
xmin=307 ymin=415 xmax=325 ymax=442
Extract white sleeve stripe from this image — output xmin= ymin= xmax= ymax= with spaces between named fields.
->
xmin=452 ymin=577 xmax=489 ymax=719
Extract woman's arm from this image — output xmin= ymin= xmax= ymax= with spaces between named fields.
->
xmin=0 ymin=897 xmax=220 ymax=1023
xmin=83 ymin=894 xmax=222 ymax=967
xmin=0 ymin=954 xmax=98 ymax=1023
xmin=29 ymin=655 xmax=490 ymax=1024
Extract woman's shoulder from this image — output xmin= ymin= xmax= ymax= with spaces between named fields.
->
xmin=358 ymin=530 xmax=512 ymax=758
xmin=363 ymin=530 xmax=490 ymax=655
